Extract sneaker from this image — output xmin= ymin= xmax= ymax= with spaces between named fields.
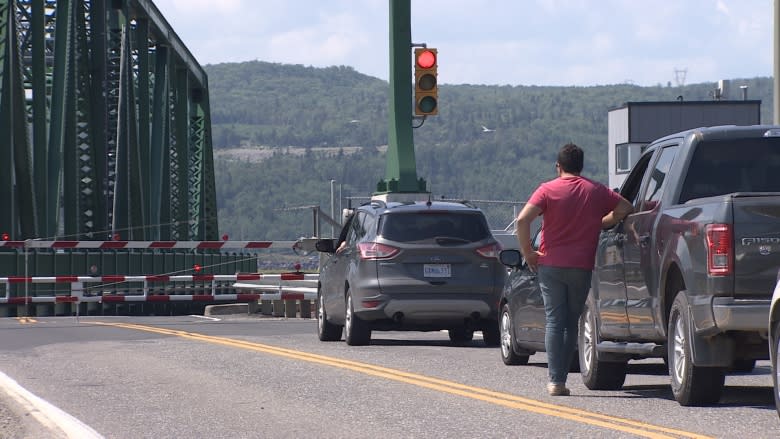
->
xmin=547 ymin=382 xmax=570 ymax=396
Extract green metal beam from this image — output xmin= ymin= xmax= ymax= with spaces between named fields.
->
xmin=0 ymin=0 xmax=15 ymax=238
xmin=150 ymin=45 xmax=170 ymax=240
xmin=1 ymin=0 xmax=217 ymax=244
xmin=376 ymin=0 xmax=426 ymax=194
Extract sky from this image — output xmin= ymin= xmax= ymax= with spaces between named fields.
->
xmin=152 ymin=0 xmax=773 ymax=87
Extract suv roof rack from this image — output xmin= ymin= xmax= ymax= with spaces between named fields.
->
xmin=368 ymin=199 xmax=387 ymax=209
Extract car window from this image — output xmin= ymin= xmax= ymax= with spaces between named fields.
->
xmin=379 ymin=211 xmax=490 ymax=243
xmin=640 ymin=145 xmax=678 ymax=211
xmin=619 ymin=150 xmax=653 ymax=207
xmin=679 ymin=137 xmax=780 ymax=203
xmin=345 ymin=211 xmax=366 ymax=247
xmin=360 ymin=212 xmax=377 ymax=240
xmin=532 ymin=228 xmax=542 ymax=250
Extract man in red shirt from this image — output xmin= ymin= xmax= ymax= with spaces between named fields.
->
xmin=516 ymin=143 xmax=633 ymax=396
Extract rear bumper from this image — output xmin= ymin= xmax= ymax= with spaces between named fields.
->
xmin=354 ymin=292 xmax=498 ymax=326
xmin=382 ymin=299 xmax=492 ymax=321
xmin=690 ymin=295 xmax=770 ymax=334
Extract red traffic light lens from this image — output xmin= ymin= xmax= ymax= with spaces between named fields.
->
xmin=416 ymin=50 xmax=436 ymax=69
xmin=1 ymin=232 xmax=8 ymax=241
xmin=193 ymin=264 xmax=202 ymax=273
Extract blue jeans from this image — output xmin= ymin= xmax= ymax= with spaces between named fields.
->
xmin=537 ymin=265 xmax=592 ymax=384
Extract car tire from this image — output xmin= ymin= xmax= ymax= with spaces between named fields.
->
xmin=579 ymin=301 xmax=627 ymax=390
xmin=317 ymin=291 xmax=343 ymax=342
xmin=345 ymin=291 xmax=371 ymax=346
xmin=773 ymin=320 xmax=780 ymax=418
xmin=448 ymin=327 xmax=474 ymax=344
xmin=668 ymin=291 xmax=725 ymax=406
xmin=482 ymin=320 xmax=501 ymax=347
xmin=499 ymin=304 xmax=529 ymax=365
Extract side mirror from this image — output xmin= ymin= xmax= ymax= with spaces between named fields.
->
xmin=499 ymin=249 xmax=523 ymax=268
xmin=315 ymin=239 xmax=337 ymax=253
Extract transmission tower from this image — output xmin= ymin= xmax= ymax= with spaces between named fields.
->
xmin=674 ymin=68 xmax=688 ymax=88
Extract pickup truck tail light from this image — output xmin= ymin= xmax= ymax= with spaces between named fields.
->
xmin=705 ymin=224 xmax=732 ymax=276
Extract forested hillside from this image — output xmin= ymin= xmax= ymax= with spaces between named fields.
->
xmin=205 ymin=61 xmax=774 ymax=240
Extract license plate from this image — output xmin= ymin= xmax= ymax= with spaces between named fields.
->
xmin=424 ymin=264 xmax=451 ymax=278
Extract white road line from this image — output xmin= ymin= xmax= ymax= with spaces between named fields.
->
xmin=189 ymin=314 xmax=221 ymax=321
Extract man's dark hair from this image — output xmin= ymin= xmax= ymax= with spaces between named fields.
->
xmin=557 ymin=143 xmax=584 ymax=174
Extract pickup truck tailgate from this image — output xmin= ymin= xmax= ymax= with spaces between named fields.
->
xmin=733 ymin=194 xmax=780 ymax=297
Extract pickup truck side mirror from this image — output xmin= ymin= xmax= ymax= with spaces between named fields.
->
xmin=315 ymin=239 xmax=337 ymax=253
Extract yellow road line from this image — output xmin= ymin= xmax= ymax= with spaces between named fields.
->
xmin=89 ymin=321 xmax=712 ymax=439
xmin=15 ymin=317 xmax=37 ymax=324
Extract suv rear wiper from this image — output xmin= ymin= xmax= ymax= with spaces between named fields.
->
xmin=435 ymin=236 xmax=471 ymax=245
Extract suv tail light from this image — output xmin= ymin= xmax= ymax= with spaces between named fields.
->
xmin=358 ymin=242 xmax=399 ymax=260
xmin=705 ymin=224 xmax=732 ymax=276
xmin=476 ymin=242 xmax=502 ymax=259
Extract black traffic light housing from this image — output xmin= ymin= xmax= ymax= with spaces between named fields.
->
xmin=414 ymin=48 xmax=438 ymax=116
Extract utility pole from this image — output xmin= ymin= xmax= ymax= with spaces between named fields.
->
xmin=375 ymin=0 xmax=427 ymax=196
xmin=775 ymin=0 xmax=779 ymax=124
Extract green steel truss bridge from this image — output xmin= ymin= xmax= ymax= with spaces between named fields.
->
xmin=0 ymin=0 xmax=217 ymax=243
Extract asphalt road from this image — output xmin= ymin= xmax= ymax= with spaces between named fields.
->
xmin=0 ymin=314 xmax=778 ymax=438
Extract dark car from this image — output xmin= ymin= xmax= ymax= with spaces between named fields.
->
xmin=314 ymin=198 xmax=505 ymax=346
xmin=498 ymin=230 xmax=579 ymax=371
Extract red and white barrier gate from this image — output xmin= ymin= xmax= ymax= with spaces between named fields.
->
xmin=0 ymin=273 xmax=318 ymax=304
xmin=0 ymin=240 xmax=299 ymax=249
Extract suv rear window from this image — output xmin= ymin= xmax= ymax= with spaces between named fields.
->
xmin=679 ymin=137 xmax=780 ymax=203
xmin=378 ymin=211 xmax=490 ymax=243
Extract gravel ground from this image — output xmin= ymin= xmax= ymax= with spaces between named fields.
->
xmin=0 ymin=382 xmax=65 ymax=439
xmin=0 ymin=390 xmax=30 ymax=439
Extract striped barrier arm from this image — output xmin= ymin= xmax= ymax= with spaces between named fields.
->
xmin=0 ymin=273 xmax=318 ymax=304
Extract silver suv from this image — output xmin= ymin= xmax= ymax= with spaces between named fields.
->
xmin=314 ymin=199 xmax=505 ymax=346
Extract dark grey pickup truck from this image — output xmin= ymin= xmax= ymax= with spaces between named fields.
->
xmin=581 ymin=125 xmax=780 ymax=406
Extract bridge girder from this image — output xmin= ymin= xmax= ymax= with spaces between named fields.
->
xmin=0 ymin=0 xmax=218 ymax=241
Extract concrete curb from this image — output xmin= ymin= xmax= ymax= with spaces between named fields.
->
xmin=0 ymin=371 xmax=103 ymax=438
xmin=204 ymin=303 xmax=249 ymax=316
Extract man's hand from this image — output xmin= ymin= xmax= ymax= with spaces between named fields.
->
xmin=524 ymin=250 xmax=541 ymax=273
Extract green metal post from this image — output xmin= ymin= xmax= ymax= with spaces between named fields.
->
xmin=31 ymin=0 xmax=47 ymax=237
xmin=376 ymin=0 xmax=426 ymax=194
xmin=0 ymin=0 xmax=14 ymax=238
xmin=150 ymin=45 xmax=170 ymax=240
xmin=137 ymin=18 xmax=151 ymax=238
xmin=173 ymin=67 xmax=189 ymax=240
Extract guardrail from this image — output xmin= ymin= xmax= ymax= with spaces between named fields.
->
xmin=0 ymin=273 xmax=319 ymax=318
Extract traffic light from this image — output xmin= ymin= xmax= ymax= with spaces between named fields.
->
xmin=414 ymin=48 xmax=438 ymax=116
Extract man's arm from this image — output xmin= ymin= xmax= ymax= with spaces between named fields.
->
xmin=516 ymin=203 xmax=543 ymax=271
xmin=601 ymin=196 xmax=633 ymax=229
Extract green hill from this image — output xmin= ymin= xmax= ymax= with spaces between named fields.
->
xmin=205 ymin=61 xmax=774 ymax=240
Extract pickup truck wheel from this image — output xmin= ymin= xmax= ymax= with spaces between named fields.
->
xmin=668 ymin=291 xmax=725 ymax=406
xmin=499 ymin=304 xmax=529 ymax=365
xmin=773 ymin=320 xmax=780 ymax=417
xmin=317 ymin=291 xmax=343 ymax=341
xmin=579 ymin=302 xmax=627 ymax=390
xmin=345 ymin=291 xmax=371 ymax=346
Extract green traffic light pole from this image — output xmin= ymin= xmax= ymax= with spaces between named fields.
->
xmin=375 ymin=0 xmax=427 ymax=195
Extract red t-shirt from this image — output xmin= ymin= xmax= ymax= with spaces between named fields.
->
xmin=527 ymin=176 xmax=622 ymax=270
